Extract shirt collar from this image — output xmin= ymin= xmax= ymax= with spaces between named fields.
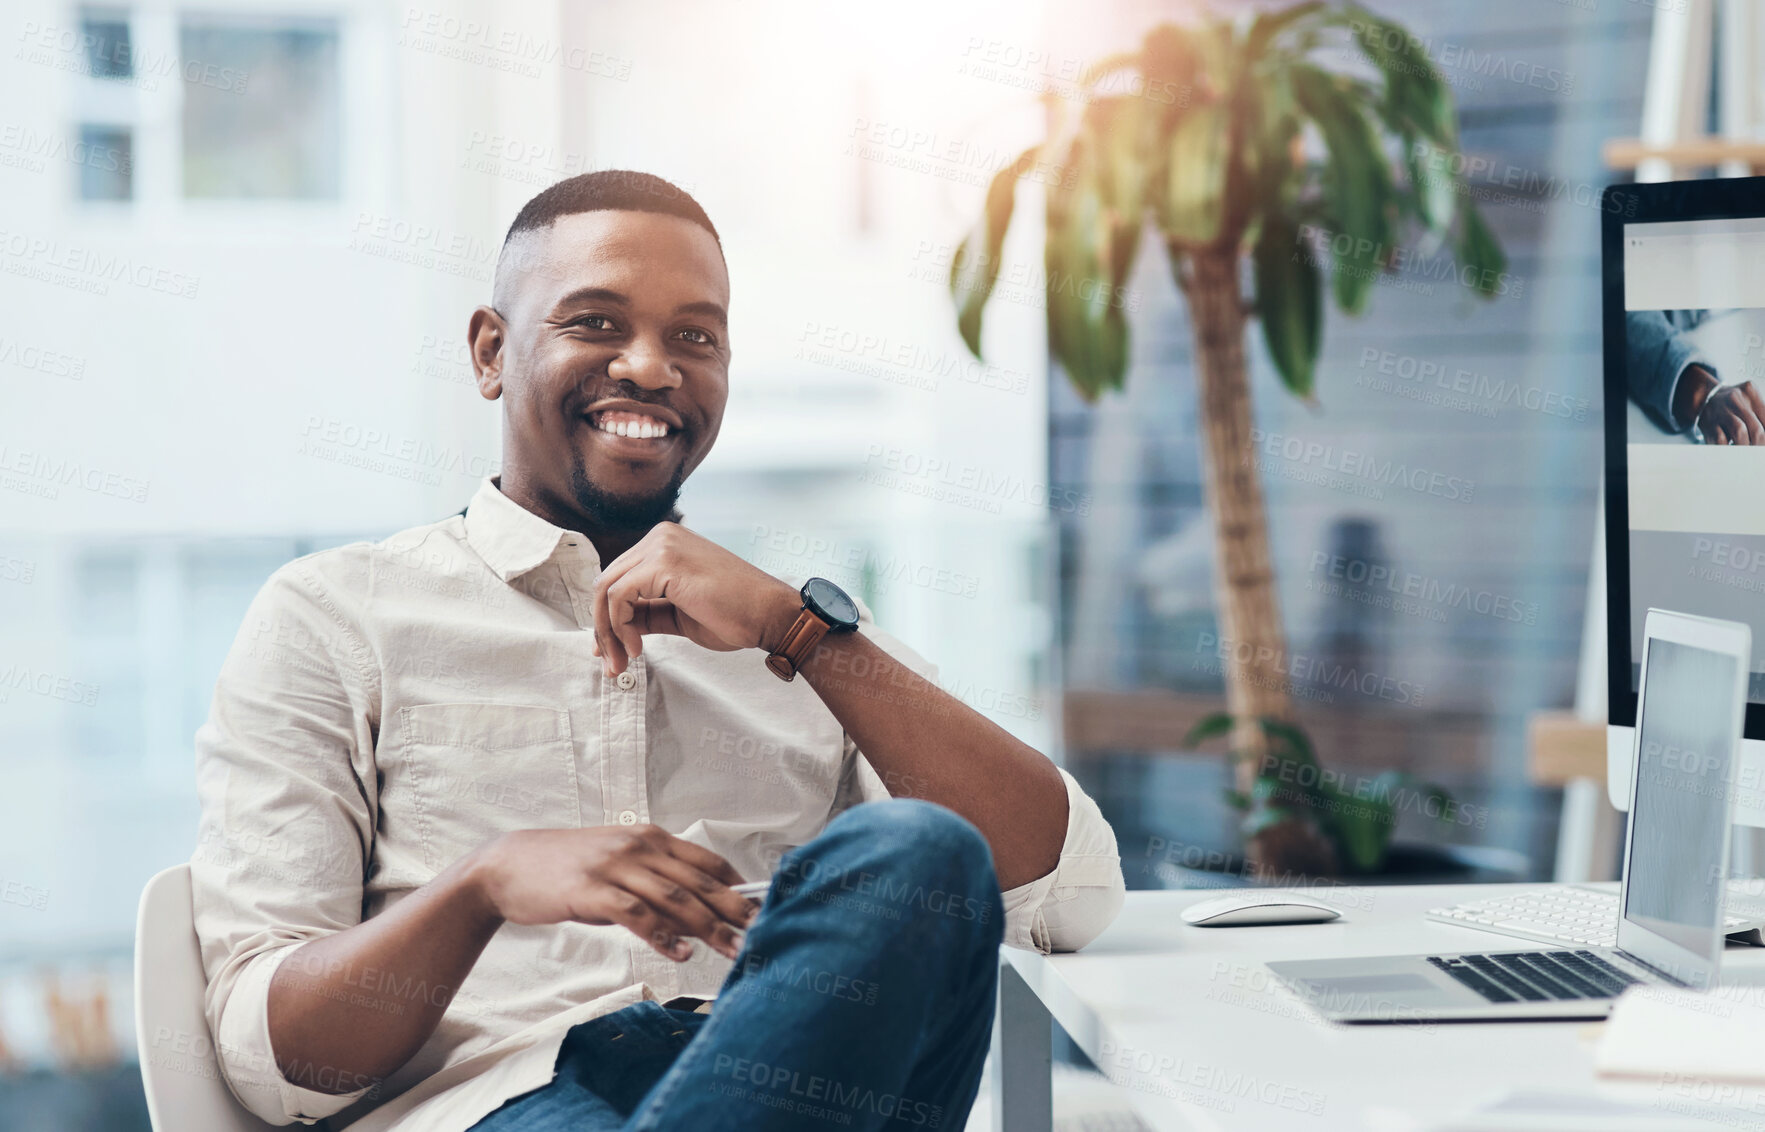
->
xmin=463 ymin=477 xmax=598 ymax=581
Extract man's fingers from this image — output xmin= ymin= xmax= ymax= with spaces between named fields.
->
xmin=605 ymin=563 xmax=667 ymax=662
xmin=577 ymin=886 xmax=697 ymax=961
xmin=590 ymin=560 xmax=632 ymax=676
xmin=1741 ymin=402 xmax=1765 ymax=445
xmin=616 ymin=865 xmax=745 ymax=959
xmin=647 ymin=853 xmax=757 ymax=933
xmin=608 ymin=584 xmax=642 ymax=662
xmin=660 ymin=836 xmax=748 ymax=889
xmin=1741 ymin=382 xmax=1765 ymax=422
xmin=633 ymin=598 xmax=687 ymax=638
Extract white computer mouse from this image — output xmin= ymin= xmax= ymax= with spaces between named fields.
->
xmin=1180 ymin=893 xmax=1342 ymax=927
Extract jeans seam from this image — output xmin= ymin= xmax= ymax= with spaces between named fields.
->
xmin=624 ymin=1010 xmax=720 ymax=1131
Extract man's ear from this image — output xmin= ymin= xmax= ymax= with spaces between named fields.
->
xmin=467 ymin=306 xmax=507 ymax=400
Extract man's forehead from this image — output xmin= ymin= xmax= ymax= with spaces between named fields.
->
xmin=495 ymin=209 xmax=728 ymax=315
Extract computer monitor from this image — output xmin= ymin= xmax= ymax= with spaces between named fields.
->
xmin=1601 ymin=177 xmax=1765 ymax=822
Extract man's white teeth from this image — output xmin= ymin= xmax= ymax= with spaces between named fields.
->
xmin=596 ymin=416 xmax=670 ymax=439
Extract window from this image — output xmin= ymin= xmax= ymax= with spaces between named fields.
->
xmin=74 ymin=7 xmax=136 ymax=201
xmin=62 ymin=9 xmax=346 ymax=206
xmin=76 ymin=125 xmax=133 ymax=201
xmin=179 ymin=17 xmax=341 ymax=200
xmin=80 ymin=7 xmax=133 ymax=80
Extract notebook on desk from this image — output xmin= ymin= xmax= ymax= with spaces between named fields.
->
xmin=1596 ymin=981 xmax=1765 ymax=1083
xmin=1431 ymin=1089 xmax=1765 ymax=1131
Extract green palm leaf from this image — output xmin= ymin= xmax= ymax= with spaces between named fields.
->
xmin=1156 ymin=102 xmax=1230 ymax=245
xmin=1330 ymin=5 xmax=1456 ymax=147
xmin=1245 ymin=1 xmax=1329 ymax=64
xmin=950 ymin=146 xmax=1038 ymax=358
xmin=1291 ymin=62 xmax=1394 ymax=315
xmin=1253 ymin=211 xmax=1322 ymax=399
xmin=1244 ymin=67 xmax=1301 ymax=203
xmin=1454 ymin=199 xmax=1507 ymax=298
xmin=1183 ymin=711 xmax=1237 ymax=747
xmin=1405 ymin=137 xmax=1458 ymax=235
xmin=1046 ymin=151 xmax=1129 ymax=398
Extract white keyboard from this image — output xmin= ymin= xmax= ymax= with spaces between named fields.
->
xmin=1426 ymin=884 xmax=1765 ymax=949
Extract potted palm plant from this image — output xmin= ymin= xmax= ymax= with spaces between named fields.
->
xmin=949 ymin=3 xmax=1506 ymax=876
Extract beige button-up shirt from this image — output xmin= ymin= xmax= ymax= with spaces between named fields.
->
xmin=190 ymin=477 xmax=1125 ymax=1131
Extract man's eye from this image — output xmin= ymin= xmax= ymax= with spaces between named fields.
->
xmin=678 ymin=328 xmax=713 ymax=345
xmin=570 ymin=315 xmax=614 ymax=331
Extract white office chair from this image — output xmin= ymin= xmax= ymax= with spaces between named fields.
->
xmin=135 ymin=863 xmax=279 ymax=1132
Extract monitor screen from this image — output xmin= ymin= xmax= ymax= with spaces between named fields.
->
xmin=1621 ymin=216 xmax=1765 ymax=705
xmin=1622 ymin=636 xmax=1739 ymax=960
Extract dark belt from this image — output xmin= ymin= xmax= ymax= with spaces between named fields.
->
xmin=661 ymin=995 xmax=714 ymax=1014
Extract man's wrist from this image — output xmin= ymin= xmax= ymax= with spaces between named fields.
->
xmin=451 ymin=843 xmax=509 ymax=935
xmin=1675 ymin=364 xmax=1720 ymax=430
xmin=756 ymin=580 xmax=806 ymax=655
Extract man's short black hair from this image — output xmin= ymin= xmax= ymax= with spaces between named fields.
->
xmin=502 ymin=170 xmax=719 ymax=248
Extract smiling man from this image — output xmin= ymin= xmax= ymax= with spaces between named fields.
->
xmin=191 ymin=171 xmax=1125 ymax=1132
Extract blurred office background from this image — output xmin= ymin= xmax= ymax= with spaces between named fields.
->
xmin=0 ymin=0 xmax=1683 ymax=1125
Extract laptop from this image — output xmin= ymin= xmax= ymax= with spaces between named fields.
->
xmin=1268 ymin=609 xmax=1751 ymax=1022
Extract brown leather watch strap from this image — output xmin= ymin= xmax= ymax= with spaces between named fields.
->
xmin=766 ymin=606 xmax=831 ymax=681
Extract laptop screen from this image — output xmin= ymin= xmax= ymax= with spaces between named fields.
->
xmin=1622 ymin=635 xmax=1740 ymax=971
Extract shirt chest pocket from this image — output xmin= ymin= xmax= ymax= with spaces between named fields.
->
xmin=386 ymin=703 xmax=581 ymax=873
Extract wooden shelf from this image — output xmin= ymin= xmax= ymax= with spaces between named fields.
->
xmin=1062 ymin=692 xmax=1613 ymax=792
xmin=1061 ymin=689 xmax=1490 ymax=777
xmin=1603 ymin=136 xmax=1765 ymax=173
xmin=1526 ymin=710 xmax=1607 ymax=786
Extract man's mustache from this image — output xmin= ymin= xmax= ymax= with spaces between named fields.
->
xmin=577 ymin=379 xmax=681 ymax=415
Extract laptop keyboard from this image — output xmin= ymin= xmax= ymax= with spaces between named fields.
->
xmin=1426 ymin=950 xmax=1643 ymax=1003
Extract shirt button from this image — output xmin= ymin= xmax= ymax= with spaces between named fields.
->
xmin=615 ymin=671 xmax=636 ymax=690
xmin=618 ymin=810 xmax=639 ymax=825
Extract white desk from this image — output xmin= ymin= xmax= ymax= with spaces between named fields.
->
xmin=991 ymin=886 xmax=1765 ymax=1131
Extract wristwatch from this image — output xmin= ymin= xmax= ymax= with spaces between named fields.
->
xmin=765 ymin=578 xmax=859 ymax=681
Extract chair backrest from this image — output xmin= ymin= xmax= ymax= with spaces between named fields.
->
xmin=135 ymin=864 xmax=279 ymax=1132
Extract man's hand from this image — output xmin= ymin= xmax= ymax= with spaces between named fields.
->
xmin=264 ymin=825 xmax=755 ymax=1091
xmin=1699 ymin=380 xmax=1765 ymax=445
xmin=588 ymin=523 xmax=800 ymax=676
xmin=467 ymin=825 xmax=757 ymax=961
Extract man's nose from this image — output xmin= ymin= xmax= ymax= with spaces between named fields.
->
xmin=608 ymin=337 xmax=682 ymax=390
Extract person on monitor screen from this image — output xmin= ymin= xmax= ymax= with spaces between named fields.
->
xmin=188 ymin=170 xmax=1125 ymax=1132
xmin=1627 ymin=308 xmax=1765 ymax=443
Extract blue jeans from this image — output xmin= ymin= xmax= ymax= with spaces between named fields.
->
xmin=468 ymin=799 xmax=1006 ymax=1131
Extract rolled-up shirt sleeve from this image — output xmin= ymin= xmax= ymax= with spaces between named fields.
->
xmin=831 ymin=616 xmax=1126 ymax=955
xmin=1626 ymin=309 xmax=1715 ymax=433
xmin=190 ymin=561 xmax=380 ymax=1124
xmin=993 ymin=767 xmax=1125 ymax=953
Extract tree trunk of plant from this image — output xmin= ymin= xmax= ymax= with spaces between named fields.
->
xmin=1186 ymin=248 xmax=1336 ymax=878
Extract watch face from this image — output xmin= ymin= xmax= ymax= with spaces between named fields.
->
xmin=803 ymin=577 xmax=858 ymax=627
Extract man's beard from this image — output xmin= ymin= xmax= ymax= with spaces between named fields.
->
xmin=568 ymin=458 xmax=688 ymax=532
